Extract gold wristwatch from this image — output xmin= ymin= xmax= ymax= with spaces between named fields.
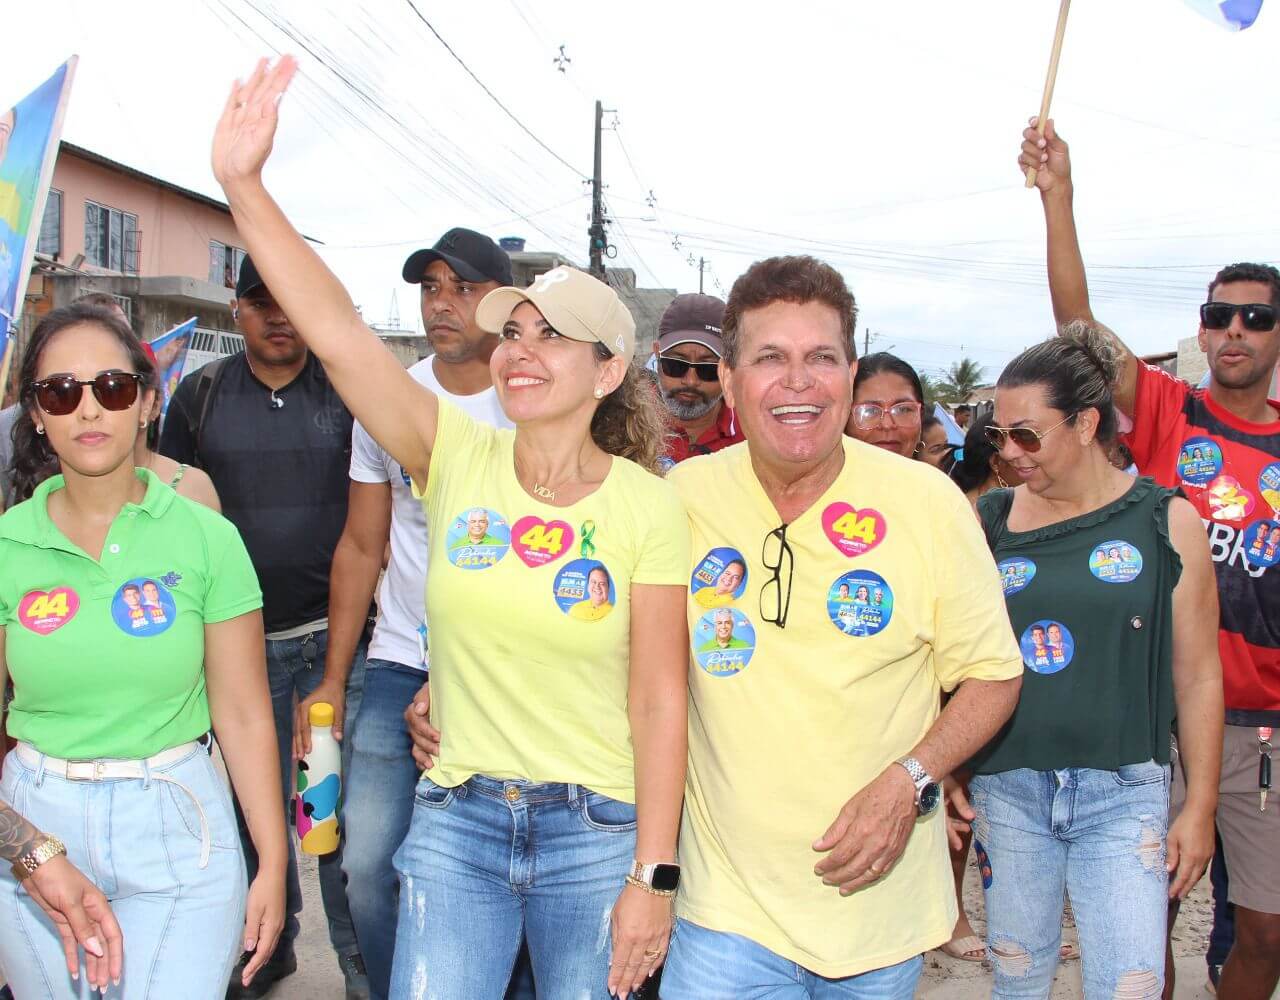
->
xmin=11 ymin=835 xmax=67 ymax=882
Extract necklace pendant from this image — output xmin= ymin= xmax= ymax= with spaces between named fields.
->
xmin=533 ymin=483 xmax=556 ymax=500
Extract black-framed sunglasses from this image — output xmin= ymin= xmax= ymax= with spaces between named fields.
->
xmin=1200 ymin=302 xmax=1277 ymax=332
xmin=658 ymin=355 xmax=720 ymax=383
xmin=760 ymin=523 xmax=794 ymax=629
xmin=29 ymin=371 xmax=144 ymax=416
xmin=983 ymin=413 xmax=1074 ymax=453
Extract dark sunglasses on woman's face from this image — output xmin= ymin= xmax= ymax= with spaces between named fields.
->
xmin=30 ymin=371 xmax=144 ymax=416
xmin=1199 ymin=302 xmax=1277 ymax=332
xmin=658 ymin=355 xmax=720 ymax=383
xmin=983 ymin=413 xmax=1074 ymax=453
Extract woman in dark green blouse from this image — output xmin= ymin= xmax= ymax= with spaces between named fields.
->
xmin=965 ymin=327 xmax=1223 ymax=1000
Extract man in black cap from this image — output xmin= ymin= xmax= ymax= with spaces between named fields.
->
xmin=330 ymin=228 xmax=525 ymax=1000
xmin=159 ymin=257 xmax=370 ymax=1000
xmin=652 ymin=293 xmax=742 ymax=471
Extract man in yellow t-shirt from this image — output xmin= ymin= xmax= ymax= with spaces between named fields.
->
xmin=662 ymin=256 xmax=1023 ymax=999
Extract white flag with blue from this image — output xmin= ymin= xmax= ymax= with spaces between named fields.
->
xmin=1181 ymin=0 xmax=1264 ymax=30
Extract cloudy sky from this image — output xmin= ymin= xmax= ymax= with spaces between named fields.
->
xmin=5 ymin=0 xmax=1278 ymax=382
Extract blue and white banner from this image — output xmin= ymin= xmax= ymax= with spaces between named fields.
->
xmin=149 ymin=316 xmax=198 ymax=418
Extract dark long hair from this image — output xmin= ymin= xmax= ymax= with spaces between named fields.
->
xmin=9 ymin=304 xmax=157 ymax=503
xmin=950 ymin=414 xmax=999 ymax=493
xmin=853 ymin=352 xmax=924 ymax=403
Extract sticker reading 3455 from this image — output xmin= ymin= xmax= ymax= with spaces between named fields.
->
xmin=693 ymin=608 xmax=756 ymax=676
xmin=691 ymin=547 xmax=748 ymax=609
xmin=826 ymin=570 xmax=894 ymax=637
xmin=446 ymin=507 xmax=510 ymax=569
xmin=17 ymin=587 xmax=80 ymax=635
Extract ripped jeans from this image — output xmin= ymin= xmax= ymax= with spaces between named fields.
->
xmin=388 ymin=775 xmax=636 ymax=1000
xmin=970 ymin=762 xmax=1170 ymax=1000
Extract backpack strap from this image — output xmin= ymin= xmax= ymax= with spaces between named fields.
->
xmin=187 ymin=356 xmax=231 ymax=467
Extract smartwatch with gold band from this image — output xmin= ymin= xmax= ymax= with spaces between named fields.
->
xmin=628 ymin=859 xmax=680 ymax=895
xmin=10 ymin=835 xmax=67 ymax=882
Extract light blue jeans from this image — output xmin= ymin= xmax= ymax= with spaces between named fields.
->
xmin=0 ymin=742 xmax=246 ymax=999
xmin=661 ymin=918 xmax=923 ymax=999
xmin=388 ymin=775 xmax=635 ymax=1000
xmin=970 ymin=761 xmax=1171 ymax=999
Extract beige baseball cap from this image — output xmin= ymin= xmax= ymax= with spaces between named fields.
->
xmin=476 ymin=266 xmax=636 ymax=363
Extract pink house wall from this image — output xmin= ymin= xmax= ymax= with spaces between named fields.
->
xmin=47 ymin=149 xmax=244 ymax=280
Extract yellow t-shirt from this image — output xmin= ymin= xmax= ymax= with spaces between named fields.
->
xmin=666 ymin=438 xmax=1021 ymax=977
xmin=421 ymin=400 xmax=690 ymax=801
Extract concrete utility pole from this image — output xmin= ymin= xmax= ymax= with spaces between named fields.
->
xmin=698 ymin=256 xmax=705 ymax=294
xmin=589 ymin=100 xmax=607 ymax=279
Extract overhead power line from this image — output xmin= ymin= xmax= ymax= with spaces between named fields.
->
xmin=402 ymin=0 xmax=587 ymax=179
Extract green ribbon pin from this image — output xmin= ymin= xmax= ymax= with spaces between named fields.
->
xmin=580 ymin=520 xmax=597 ymax=558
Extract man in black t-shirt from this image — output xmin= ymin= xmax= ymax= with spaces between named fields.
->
xmin=159 ymin=257 xmax=369 ymax=1000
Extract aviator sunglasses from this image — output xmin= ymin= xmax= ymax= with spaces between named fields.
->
xmin=29 ymin=371 xmax=145 ymax=416
xmin=1199 ymin=302 xmax=1277 ymax=332
xmin=658 ymin=355 xmax=720 ymax=383
xmin=983 ymin=413 xmax=1074 ymax=453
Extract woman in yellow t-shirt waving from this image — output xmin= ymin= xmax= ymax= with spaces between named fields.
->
xmin=211 ymin=58 xmax=691 ymax=1000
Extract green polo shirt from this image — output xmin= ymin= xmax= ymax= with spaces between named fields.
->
xmin=0 ymin=468 xmax=262 ymax=759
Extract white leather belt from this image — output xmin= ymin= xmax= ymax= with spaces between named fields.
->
xmin=15 ymin=741 xmax=213 ymax=869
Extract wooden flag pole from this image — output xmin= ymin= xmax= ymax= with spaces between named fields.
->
xmin=1026 ymin=0 xmax=1073 ymax=188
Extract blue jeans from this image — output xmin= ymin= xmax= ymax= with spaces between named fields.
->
xmin=342 ymin=660 xmax=423 ymax=1000
xmin=232 ymin=628 xmax=365 ymax=960
xmin=970 ymin=762 xmax=1171 ymax=1000
xmin=661 ymin=918 xmax=923 ymax=999
xmin=0 ymin=743 xmax=245 ymax=998
xmin=388 ymin=775 xmax=635 ymax=1000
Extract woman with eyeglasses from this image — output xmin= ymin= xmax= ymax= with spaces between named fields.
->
xmin=845 ymin=353 xmax=926 ymax=459
xmin=961 ymin=329 xmax=1224 ymax=999
xmin=0 ymin=304 xmax=286 ymax=998
xmin=212 ymin=58 xmax=690 ymax=1000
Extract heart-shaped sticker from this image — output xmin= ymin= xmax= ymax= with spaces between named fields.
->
xmin=511 ymin=516 xmax=575 ymax=568
xmin=822 ymin=502 xmax=886 ymax=558
xmin=17 ymin=587 xmax=81 ymax=635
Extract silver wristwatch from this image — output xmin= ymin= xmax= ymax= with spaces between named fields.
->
xmin=895 ymin=757 xmax=942 ymax=816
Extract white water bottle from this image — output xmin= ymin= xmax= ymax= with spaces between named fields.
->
xmin=295 ymin=702 xmax=342 ymax=855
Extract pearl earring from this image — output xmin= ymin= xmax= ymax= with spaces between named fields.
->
xmin=593 ymin=388 xmax=604 ymax=399
xmin=36 ymin=425 xmax=45 ymax=436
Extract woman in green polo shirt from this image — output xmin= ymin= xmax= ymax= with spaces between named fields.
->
xmin=966 ymin=328 xmax=1223 ymax=999
xmin=0 ymin=304 xmax=286 ymax=998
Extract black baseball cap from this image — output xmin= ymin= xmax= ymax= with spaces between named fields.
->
xmin=235 ymin=255 xmax=266 ymax=298
xmin=402 ymin=228 xmax=513 ymax=286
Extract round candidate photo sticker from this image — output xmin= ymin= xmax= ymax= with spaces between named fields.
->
xmin=1020 ymin=619 xmax=1075 ymax=675
xmin=445 ymin=507 xmax=510 ymax=570
xmin=554 ymin=559 xmax=617 ymax=622
xmin=1245 ymin=520 xmax=1280 ymax=569
xmin=826 ymin=570 xmax=894 ymax=638
xmin=1088 ymin=540 xmax=1144 ymax=584
xmin=691 ymin=547 xmax=748 ymax=610
xmin=1259 ymin=463 xmax=1280 ymax=516
xmin=1176 ymin=437 xmax=1223 ymax=487
xmin=997 ymin=559 xmax=1036 ymax=597
xmin=112 ymin=578 xmax=177 ymax=637
xmin=693 ymin=608 xmax=756 ymax=677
